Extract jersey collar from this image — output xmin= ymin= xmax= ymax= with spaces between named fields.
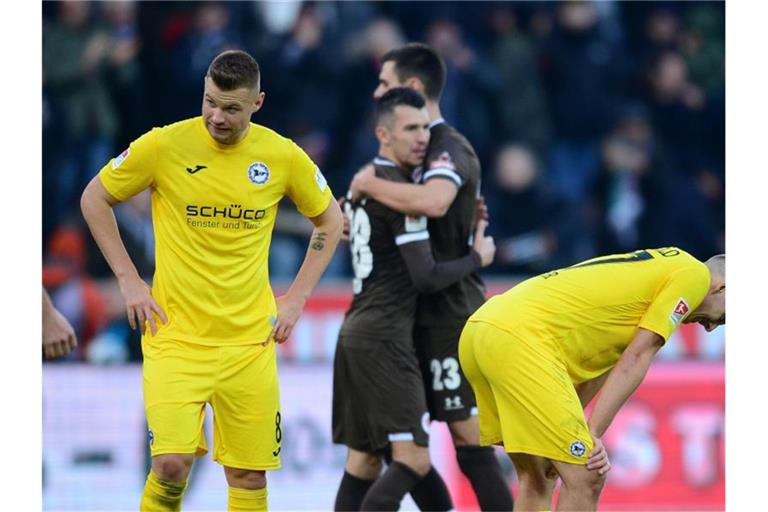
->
xmin=373 ymin=156 xmax=398 ymax=167
xmin=428 ymin=117 xmax=446 ymax=129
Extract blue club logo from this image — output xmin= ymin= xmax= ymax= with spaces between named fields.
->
xmin=570 ymin=440 xmax=586 ymax=457
xmin=247 ymin=162 xmax=270 ymax=185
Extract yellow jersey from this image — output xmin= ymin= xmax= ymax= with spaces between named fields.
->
xmin=99 ymin=117 xmax=332 ymax=345
xmin=469 ymin=248 xmax=710 ymax=383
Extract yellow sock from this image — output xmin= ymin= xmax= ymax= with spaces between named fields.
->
xmin=228 ymin=486 xmax=268 ymax=511
xmin=140 ymin=470 xmax=187 ymax=512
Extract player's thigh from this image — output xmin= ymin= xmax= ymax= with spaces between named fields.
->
xmin=473 ymin=322 xmax=593 ymax=464
xmin=508 ymin=452 xmax=558 ymax=494
xmin=457 ymin=322 xmax=503 ymax=445
xmin=142 ymin=338 xmax=215 ymax=456
xmin=415 ymin=323 xmax=477 ymax=422
xmin=211 ymin=342 xmax=282 ymax=470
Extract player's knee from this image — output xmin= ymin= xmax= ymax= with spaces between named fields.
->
xmin=391 ymin=444 xmax=431 ymax=477
xmin=346 ymin=450 xmax=382 ymax=480
xmin=224 ymin=467 xmax=267 ymax=490
xmin=562 ymin=468 xmax=605 ymax=499
xmin=152 ymin=454 xmax=193 ymax=482
xmin=518 ymin=469 xmax=557 ymax=498
xmin=448 ymin=417 xmax=480 ymax=446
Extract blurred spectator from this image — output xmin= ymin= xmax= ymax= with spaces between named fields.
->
xmin=330 ymin=17 xmax=406 ymax=189
xmin=101 ymin=0 xmax=146 ymax=150
xmin=168 ymin=2 xmax=244 ymax=119
xmin=485 ymin=144 xmax=586 ymax=275
xmin=588 ymin=104 xmax=673 ymax=254
xmin=426 ymin=19 xmax=500 ymax=163
xmin=43 ymin=1 xmax=117 ymax=243
xmin=540 ymin=1 xmax=626 ymax=204
xmin=489 ymin=6 xmax=552 ymax=158
xmin=680 ymin=5 xmax=725 ymax=96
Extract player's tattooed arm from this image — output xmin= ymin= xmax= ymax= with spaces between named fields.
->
xmin=311 ymin=232 xmax=327 ymax=251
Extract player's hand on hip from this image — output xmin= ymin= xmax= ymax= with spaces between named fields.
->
xmin=586 ymin=436 xmax=611 ymax=475
xmin=265 ymin=293 xmax=306 ymax=345
xmin=42 ymin=308 xmax=78 ymax=359
xmin=472 ymin=219 xmax=496 ymax=267
xmin=118 ymin=274 xmax=168 ymax=336
xmin=349 ymin=163 xmax=375 ymax=202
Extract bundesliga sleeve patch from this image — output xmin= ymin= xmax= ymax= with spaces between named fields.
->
xmin=405 ymin=215 xmax=427 ymax=233
xmin=112 ymin=148 xmax=130 ymax=169
xmin=670 ymin=298 xmax=690 ymax=325
xmin=429 ymin=151 xmax=456 ymax=170
xmin=315 ymin=167 xmax=328 ymax=192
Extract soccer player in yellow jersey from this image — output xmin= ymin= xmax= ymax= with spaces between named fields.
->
xmin=81 ymin=50 xmax=342 ymax=511
xmin=458 ymin=248 xmax=725 ymax=511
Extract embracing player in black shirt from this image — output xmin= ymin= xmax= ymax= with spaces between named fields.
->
xmin=349 ymin=43 xmax=515 ymax=511
xmin=333 ymin=88 xmax=495 ymax=511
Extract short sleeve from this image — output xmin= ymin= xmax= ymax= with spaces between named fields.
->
xmin=422 ymin=147 xmax=464 ymax=188
xmin=638 ymin=265 xmax=711 ymax=340
xmin=285 ymin=141 xmax=333 ymax=218
xmin=390 ymin=209 xmax=430 ymax=246
xmin=98 ymin=128 xmax=159 ymax=201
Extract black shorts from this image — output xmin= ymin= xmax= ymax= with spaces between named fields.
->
xmin=414 ymin=323 xmax=478 ymax=423
xmin=332 ymin=334 xmax=430 ymax=453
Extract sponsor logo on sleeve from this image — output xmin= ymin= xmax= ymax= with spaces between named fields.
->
xmin=247 ymin=162 xmax=270 ymax=185
xmin=429 ymin=150 xmax=455 ymax=170
xmin=315 ymin=167 xmax=327 ymax=192
xmin=670 ymin=298 xmax=690 ymax=325
xmin=112 ymin=148 xmax=130 ymax=169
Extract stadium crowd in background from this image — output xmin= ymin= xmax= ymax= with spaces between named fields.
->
xmin=42 ymin=0 xmax=724 ymax=362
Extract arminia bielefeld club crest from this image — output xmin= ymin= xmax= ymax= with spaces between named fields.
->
xmin=247 ymin=162 xmax=270 ymax=185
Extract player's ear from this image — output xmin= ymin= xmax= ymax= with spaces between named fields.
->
xmin=405 ymin=77 xmax=425 ymax=95
xmin=374 ymin=125 xmax=389 ymax=145
xmin=251 ymin=90 xmax=266 ymax=114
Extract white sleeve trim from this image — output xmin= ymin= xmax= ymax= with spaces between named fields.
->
xmin=395 ymin=231 xmax=430 ymax=245
xmin=423 ymin=168 xmax=462 ymax=187
xmin=388 ymin=432 xmax=415 ymax=442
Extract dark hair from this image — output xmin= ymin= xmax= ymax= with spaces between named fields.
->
xmin=206 ymin=50 xmax=261 ymax=91
xmin=381 ymin=43 xmax=446 ymax=100
xmin=375 ymin=87 xmax=427 ymax=127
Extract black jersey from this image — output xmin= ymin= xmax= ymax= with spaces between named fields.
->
xmin=340 ymin=157 xmax=431 ymax=342
xmin=417 ymin=119 xmax=486 ymax=326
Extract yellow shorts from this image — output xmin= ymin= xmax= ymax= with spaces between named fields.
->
xmin=458 ymin=320 xmax=593 ymax=464
xmin=142 ymin=337 xmax=282 ymax=470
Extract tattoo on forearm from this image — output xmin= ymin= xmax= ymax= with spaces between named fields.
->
xmin=311 ymin=232 xmax=327 ymax=251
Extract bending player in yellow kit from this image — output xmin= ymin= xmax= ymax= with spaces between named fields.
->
xmin=81 ymin=50 xmax=342 ymax=511
xmin=458 ymin=248 xmax=725 ymax=511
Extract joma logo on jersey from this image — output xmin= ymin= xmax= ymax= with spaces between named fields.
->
xmin=247 ymin=162 xmax=270 ymax=185
xmin=186 ymin=204 xmax=266 ymax=220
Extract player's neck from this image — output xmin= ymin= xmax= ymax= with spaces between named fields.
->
xmin=426 ymin=102 xmax=442 ymax=123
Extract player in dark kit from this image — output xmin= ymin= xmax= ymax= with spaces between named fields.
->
xmin=333 ymin=88 xmax=496 ymax=511
xmin=350 ymin=43 xmax=514 ymax=510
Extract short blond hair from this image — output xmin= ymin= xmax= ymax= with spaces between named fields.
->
xmin=705 ymin=254 xmax=725 ymax=279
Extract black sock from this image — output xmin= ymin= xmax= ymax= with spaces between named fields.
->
xmin=456 ymin=445 xmax=514 ymax=511
xmin=360 ymin=461 xmax=421 ymax=511
xmin=335 ymin=471 xmax=376 ymax=511
xmin=408 ymin=467 xmax=454 ymax=511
